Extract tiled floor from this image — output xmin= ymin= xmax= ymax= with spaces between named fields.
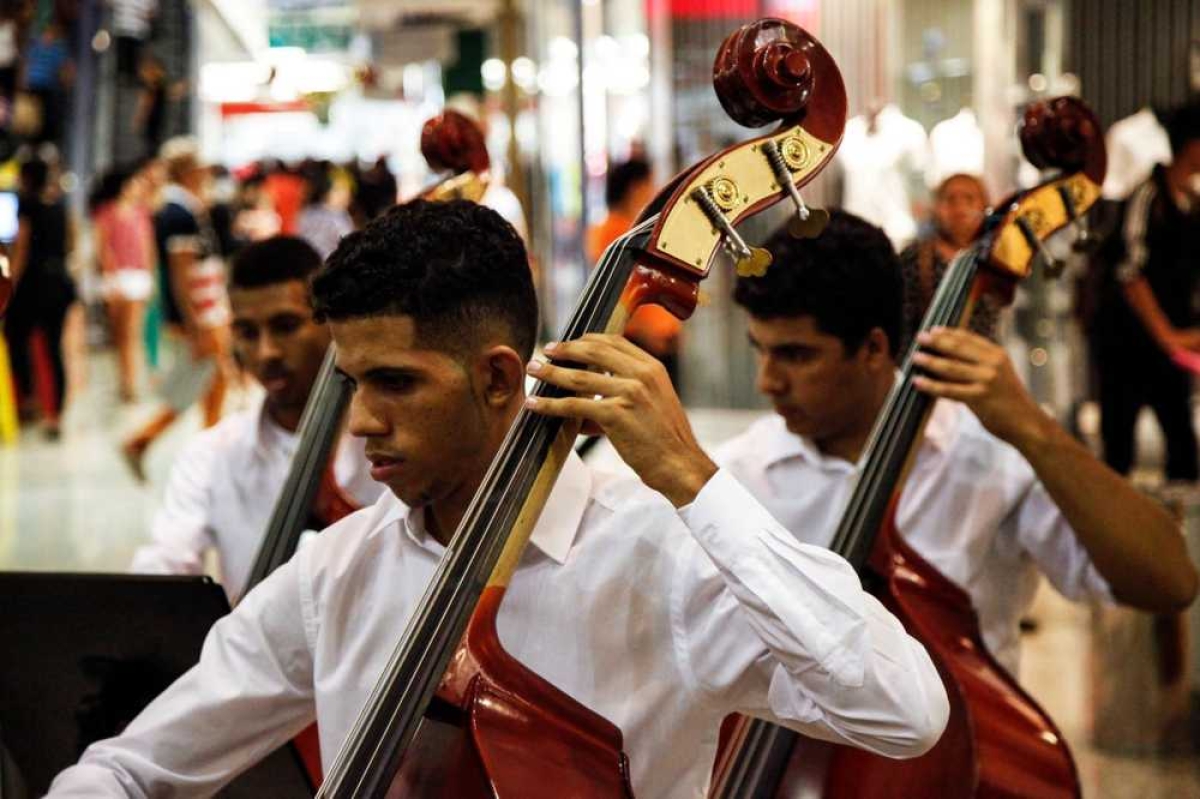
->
xmin=3 ymin=351 xmax=1198 ymax=796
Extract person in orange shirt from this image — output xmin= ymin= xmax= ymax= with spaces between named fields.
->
xmin=587 ymin=158 xmax=682 ymax=380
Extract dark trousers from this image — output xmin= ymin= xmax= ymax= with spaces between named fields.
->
xmin=4 ymin=289 xmax=70 ymax=416
xmin=1098 ymin=347 xmax=1199 ymax=481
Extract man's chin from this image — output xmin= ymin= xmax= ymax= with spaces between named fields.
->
xmin=385 ymin=482 xmax=431 ymax=510
xmin=774 ymin=410 xmax=811 ymax=436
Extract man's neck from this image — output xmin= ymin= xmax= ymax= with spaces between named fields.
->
xmin=266 ymin=402 xmax=303 ymax=434
xmin=814 ymin=374 xmax=894 ymax=464
xmin=424 ymin=469 xmax=488 ymax=547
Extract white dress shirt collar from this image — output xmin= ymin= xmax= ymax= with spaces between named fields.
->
xmin=375 ymin=451 xmax=592 ymax=567
xmin=760 ymin=383 xmax=961 ymax=473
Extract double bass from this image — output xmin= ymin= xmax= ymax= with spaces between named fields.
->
xmin=710 ymin=97 xmax=1106 ymax=798
xmin=315 ymin=18 xmax=846 ymax=798
xmin=243 ymin=110 xmax=496 ymax=788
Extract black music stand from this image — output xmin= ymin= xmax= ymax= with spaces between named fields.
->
xmin=0 ymin=572 xmax=312 ymax=797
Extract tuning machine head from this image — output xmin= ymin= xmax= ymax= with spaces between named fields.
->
xmin=761 ymin=138 xmax=829 ymax=239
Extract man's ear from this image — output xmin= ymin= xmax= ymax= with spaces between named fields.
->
xmin=475 ymin=344 xmax=526 ymax=408
xmin=861 ymin=327 xmax=894 ymax=370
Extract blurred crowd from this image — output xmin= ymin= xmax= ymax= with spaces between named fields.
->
xmin=1 ymin=137 xmax=406 ymax=456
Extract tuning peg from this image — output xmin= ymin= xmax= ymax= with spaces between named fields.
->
xmin=1055 ymin=183 xmax=1094 ymax=253
xmin=736 ymin=247 xmax=773 ymax=277
xmin=761 ymin=139 xmax=828 ymax=239
xmin=788 ymin=207 xmax=830 ymax=239
xmin=691 ymin=186 xmax=774 ymax=277
xmin=1016 ymin=216 xmax=1066 ymax=279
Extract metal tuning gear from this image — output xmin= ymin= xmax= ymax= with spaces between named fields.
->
xmin=1015 ymin=215 xmax=1066 ymax=279
xmin=761 ymin=138 xmax=829 ymax=238
xmin=690 ymin=185 xmax=772 ymax=277
xmin=1057 ymin=182 xmax=1093 ymax=253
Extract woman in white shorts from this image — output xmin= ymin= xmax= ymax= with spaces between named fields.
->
xmin=91 ymin=162 xmax=156 ymax=401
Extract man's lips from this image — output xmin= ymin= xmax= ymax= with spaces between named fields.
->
xmin=259 ymin=370 xmax=291 ymax=393
xmin=367 ymin=455 xmax=403 ymax=481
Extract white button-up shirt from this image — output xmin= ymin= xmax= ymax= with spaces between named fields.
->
xmin=131 ymin=398 xmax=383 ymax=602
xmin=715 ymin=401 xmax=1114 ymax=674
xmin=52 ymin=454 xmax=948 ymax=799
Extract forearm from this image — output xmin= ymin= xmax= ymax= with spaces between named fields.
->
xmin=1015 ymin=413 xmax=1198 ymax=611
xmin=681 ymin=470 xmax=948 ymax=755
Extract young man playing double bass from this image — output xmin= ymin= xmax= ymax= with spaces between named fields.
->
xmin=716 ymin=211 xmax=1197 ymax=675
xmin=49 ymin=201 xmax=949 ymax=797
xmin=130 ymin=236 xmax=380 ymax=602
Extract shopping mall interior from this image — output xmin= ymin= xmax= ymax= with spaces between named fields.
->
xmin=1 ymin=0 xmax=1199 ymax=796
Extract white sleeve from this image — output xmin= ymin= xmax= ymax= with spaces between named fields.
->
xmin=1011 ymin=478 xmax=1114 ymax=604
xmin=130 ymin=435 xmax=219 ymax=578
xmin=47 ymin=556 xmax=316 ymax=797
xmin=674 ymin=469 xmax=949 ymax=759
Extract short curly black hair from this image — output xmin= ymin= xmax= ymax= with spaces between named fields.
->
xmin=733 ymin=209 xmax=903 ymax=358
xmin=311 ymin=199 xmax=537 ymax=360
xmin=229 ymin=236 xmax=322 ymax=291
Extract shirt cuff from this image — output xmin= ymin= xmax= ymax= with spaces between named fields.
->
xmin=677 ymin=468 xmax=778 ymax=569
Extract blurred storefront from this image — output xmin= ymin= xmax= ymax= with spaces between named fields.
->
xmin=50 ymin=0 xmax=1200 ymax=410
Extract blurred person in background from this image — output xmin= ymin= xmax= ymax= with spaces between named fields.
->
xmin=133 ymin=52 xmax=170 ymax=159
xmin=297 ymin=160 xmax=353 ymax=261
xmin=0 ymin=1 xmax=24 ymax=111
xmin=4 ymin=154 xmax=74 ymax=438
xmin=21 ymin=19 xmax=72 ymax=147
xmin=122 ymin=137 xmax=230 ymax=480
xmin=90 ymin=161 xmax=156 ymax=402
xmin=231 ymin=169 xmax=281 ymax=244
xmin=896 ymin=173 xmax=992 ymax=355
xmin=261 ymin=160 xmax=304 ymax=235
xmin=112 ymin=0 xmax=157 ymax=83
xmin=350 ymin=155 xmax=397 ymax=225
xmin=587 ymin=158 xmax=680 ymax=381
xmin=1093 ymin=102 xmax=1200 ymax=482
xmin=206 ymin=165 xmax=239 ymax=258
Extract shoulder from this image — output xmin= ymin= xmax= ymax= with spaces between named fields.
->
xmin=579 ymin=466 xmax=692 ymax=552
xmin=156 ymin=202 xmax=198 ymax=231
xmin=179 ymin=406 xmax=263 ymax=462
xmin=296 ymin=492 xmax=407 ymax=591
xmin=930 ymin=401 xmax=1034 ymax=487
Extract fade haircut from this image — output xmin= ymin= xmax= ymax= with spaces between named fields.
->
xmin=229 ymin=236 xmax=323 ymax=291
xmin=311 ymin=199 xmax=538 ymax=360
xmin=733 ymin=209 xmax=903 ymax=358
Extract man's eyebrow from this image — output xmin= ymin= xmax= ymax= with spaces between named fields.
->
xmin=363 ymin=365 xmax=421 ymax=380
